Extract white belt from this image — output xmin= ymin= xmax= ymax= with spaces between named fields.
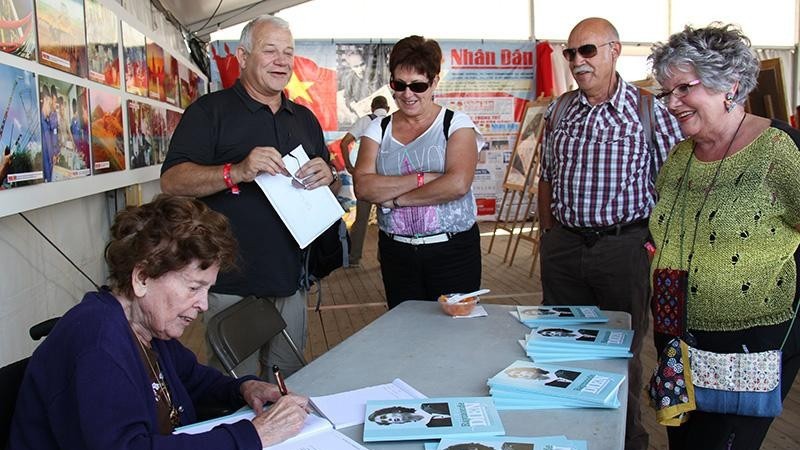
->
xmin=391 ymin=232 xmax=450 ymax=245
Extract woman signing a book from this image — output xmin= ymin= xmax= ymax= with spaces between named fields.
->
xmin=353 ymin=35 xmax=483 ymax=309
xmin=9 ymin=195 xmax=309 ymax=449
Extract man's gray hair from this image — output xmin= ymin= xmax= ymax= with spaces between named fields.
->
xmin=649 ymin=23 xmax=759 ymax=105
xmin=239 ymin=15 xmax=291 ymax=52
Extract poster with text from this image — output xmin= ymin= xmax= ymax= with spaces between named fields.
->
xmin=38 ymin=75 xmax=90 ymax=181
xmin=126 ymin=100 xmax=154 ymax=168
xmin=163 ymin=52 xmax=178 ymax=105
xmin=122 ymin=22 xmax=147 ymax=97
xmin=89 ymin=89 xmax=124 ymax=173
xmin=146 ymin=39 xmax=165 ymax=101
xmin=0 ymin=0 xmax=36 ymax=60
xmin=85 ymin=0 xmax=120 ymax=88
xmin=1 ymin=63 xmax=41 ymax=189
xmin=35 ymin=0 xmax=87 ymax=76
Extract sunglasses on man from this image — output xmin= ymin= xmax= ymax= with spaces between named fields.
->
xmin=562 ymin=41 xmax=615 ymax=61
xmin=389 ymin=79 xmax=431 ymax=93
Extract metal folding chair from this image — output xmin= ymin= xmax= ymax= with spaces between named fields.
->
xmin=206 ymin=296 xmax=306 ymax=378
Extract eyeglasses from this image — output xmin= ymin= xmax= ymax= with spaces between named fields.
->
xmin=655 ymin=79 xmax=701 ymax=104
xmin=562 ymin=41 xmax=615 ymax=61
xmin=389 ymin=79 xmax=430 ymax=93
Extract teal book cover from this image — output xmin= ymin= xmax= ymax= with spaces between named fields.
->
xmin=437 ymin=435 xmax=588 ymax=450
xmin=516 ymin=306 xmax=608 ymax=326
xmin=487 ymin=360 xmax=624 ymax=408
xmin=526 ymin=326 xmax=633 ymax=350
xmin=363 ymin=397 xmax=505 ymax=442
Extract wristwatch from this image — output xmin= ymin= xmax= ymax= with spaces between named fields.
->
xmin=329 ymin=165 xmax=339 ymax=185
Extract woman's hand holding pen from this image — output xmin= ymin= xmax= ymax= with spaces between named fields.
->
xmin=251 ymin=394 xmax=309 ymax=448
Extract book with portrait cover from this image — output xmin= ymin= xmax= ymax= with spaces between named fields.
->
xmin=362 ymin=397 xmax=504 ymax=442
xmin=436 ymin=435 xmax=588 ymax=450
xmin=515 ymin=305 xmax=608 ymax=327
xmin=488 ymin=360 xmax=624 ymax=409
xmin=522 ymin=326 xmax=634 ymax=362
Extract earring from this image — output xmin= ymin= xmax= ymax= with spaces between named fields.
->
xmin=724 ymin=92 xmax=736 ymax=113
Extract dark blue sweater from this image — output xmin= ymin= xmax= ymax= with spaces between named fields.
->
xmin=9 ymin=290 xmax=261 ymax=449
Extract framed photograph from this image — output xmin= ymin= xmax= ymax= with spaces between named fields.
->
xmin=1 ymin=62 xmax=42 ymax=189
xmin=146 ymin=38 xmax=165 ymax=101
xmin=89 ymin=89 xmax=124 ymax=174
xmin=503 ymin=100 xmax=547 ymax=190
xmin=0 ymin=0 xmax=37 ymax=60
xmin=38 ymin=74 xmax=91 ymax=181
xmin=122 ymin=22 xmax=147 ymax=97
xmin=126 ymin=100 xmax=154 ymax=169
xmin=85 ymin=0 xmax=120 ymax=88
xmin=178 ymin=62 xmax=191 ymax=108
xmin=35 ymin=0 xmax=87 ymax=76
xmin=745 ymin=58 xmax=789 ymax=122
xmin=163 ymin=52 xmax=179 ymax=105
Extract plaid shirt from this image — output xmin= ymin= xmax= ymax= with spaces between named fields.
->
xmin=540 ymin=78 xmax=682 ymax=228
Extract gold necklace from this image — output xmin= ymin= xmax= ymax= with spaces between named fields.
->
xmin=135 ymin=335 xmax=181 ymax=428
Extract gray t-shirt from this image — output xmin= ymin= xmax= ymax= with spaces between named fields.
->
xmin=363 ymin=108 xmax=483 ymax=236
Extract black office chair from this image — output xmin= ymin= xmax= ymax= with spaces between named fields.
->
xmin=206 ymin=296 xmax=306 ymax=378
xmin=0 ymin=317 xmax=59 ymax=449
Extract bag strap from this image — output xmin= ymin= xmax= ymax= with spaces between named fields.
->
xmin=546 ymin=89 xmax=579 ymax=135
xmin=380 ymin=108 xmax=454 ymax=141
xmin=780 ymin=304 xmax=799 ymax=350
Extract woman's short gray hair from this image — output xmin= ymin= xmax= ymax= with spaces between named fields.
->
xmin=649 ymin=23 xmax=759 ymax=105
xmin=239 ymin=15 xmax=291 ymax=52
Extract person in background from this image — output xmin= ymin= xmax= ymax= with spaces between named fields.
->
xmin=160 ymin=15 xmax=334 ymax=381
xmin=353 ymin=35 xmax=482 ymax=308
xmin=537 ymin=17 xmax=683 ymax=450
xmin=9 ymin=195 xmax=309 ymax=449
xmin=648 ymin=23 xmax=800 ymax=449
xmin=339 ymin=95 xmax=390 ymax=267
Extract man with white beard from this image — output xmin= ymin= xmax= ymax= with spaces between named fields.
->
xmin=536 ymin=17 xmax=682 ymax=450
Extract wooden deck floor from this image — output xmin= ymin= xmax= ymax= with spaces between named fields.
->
xmin=180 ymin=221 xmax=800 ymax=450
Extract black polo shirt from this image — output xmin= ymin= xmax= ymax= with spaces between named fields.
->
xmin=162 ymin=80 xmax=329 ymax=297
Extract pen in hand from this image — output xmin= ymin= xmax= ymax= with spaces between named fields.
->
xmin=273 ymin=365 xmax=288 ymax=396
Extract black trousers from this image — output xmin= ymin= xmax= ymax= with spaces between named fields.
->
xmin=655 ymin=314 xmax=800 ymax=450
xmin=540 ymin=223 xmax=651 ymax=450
xmin=379 ymin=223 xmax=481 ymax=309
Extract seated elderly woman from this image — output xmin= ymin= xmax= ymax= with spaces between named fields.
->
xmin=648 ymin=23 xmax=800 ymax=449
xmin=9 ymin=195 xmax=308 ymax=449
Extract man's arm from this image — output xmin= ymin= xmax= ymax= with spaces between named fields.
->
xmin=161 ymin=146 xmax=289 ymax=197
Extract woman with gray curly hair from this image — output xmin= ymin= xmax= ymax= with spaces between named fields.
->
xmin=647 ymin=23 xmax=800 ymax=449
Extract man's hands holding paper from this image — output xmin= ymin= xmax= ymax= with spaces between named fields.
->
xmin=234 ymin=146 xmax=332 ymax=189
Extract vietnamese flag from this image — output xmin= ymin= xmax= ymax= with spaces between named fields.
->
xmin=285 ymin=55 xmax=338 ymax=131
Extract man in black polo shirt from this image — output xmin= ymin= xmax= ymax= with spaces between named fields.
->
xmin=160 ymin=15 xmax=333 ymax=380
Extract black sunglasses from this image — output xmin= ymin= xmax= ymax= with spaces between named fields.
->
xmin=390 ymin=79 xmax=430 ymax=93
xmin=562 ymin=41 xmax=615 ymax=61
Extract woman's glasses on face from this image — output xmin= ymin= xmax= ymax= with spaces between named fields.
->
xmin=655 ymin=79 xmax=701 ymax=105
xmin=390 ymin=79 xmax=430 ymax=93
xmin=561 ymin=41 xmax=615 ymax=61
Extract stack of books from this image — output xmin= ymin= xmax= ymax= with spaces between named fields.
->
xmin=362 ymin=397 xmax=505 ymax=442
xmin=487 ymin=360 xmax=625 ymax=410
xmin=513 ymin=305 xmax=609 ymax=327
xmin=520 ymin=325 xmax=634 ymax=362
xmin=434 ymin=435 xmax=588 ymax=450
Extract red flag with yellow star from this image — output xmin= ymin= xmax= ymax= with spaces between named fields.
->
xmin=285 ymin=55 xmax=337 ymax=131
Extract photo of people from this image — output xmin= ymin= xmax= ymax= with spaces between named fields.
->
xmin=537 ymin=328 xmax=599 ymax=342
xmin=146 ymin=39 xmax=165 ymax=101
xmin=149 ymin=105 xmax=166 ymax=163
xmin=0 ymin=63 xmax=41 ymax=189
xmin=0 ymin=0 xmax=37 ymax=60
xmin=504 ymin=366 xmax=581 ymax=388
xmin=122 ymin=22 xmax=147 ymax=97
xmin=35 ymin=0 xmax=87 ymax=77
xmin=126 ymin=100 xmax=154 ymax=169
xmin=85 ymin=0 xmax=119 ymax=88
xmin=38 ymin=75 xmax=90 ymax=182
xmin=178 ymin=61 xmax=191 ymax=108
xmin=367 ymin=403 xmax=452 ymax=428
xmin=89 ymin=89 xmax=124 ymax=174
xmin=335 ymin=43 xmax=391 ymax=128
